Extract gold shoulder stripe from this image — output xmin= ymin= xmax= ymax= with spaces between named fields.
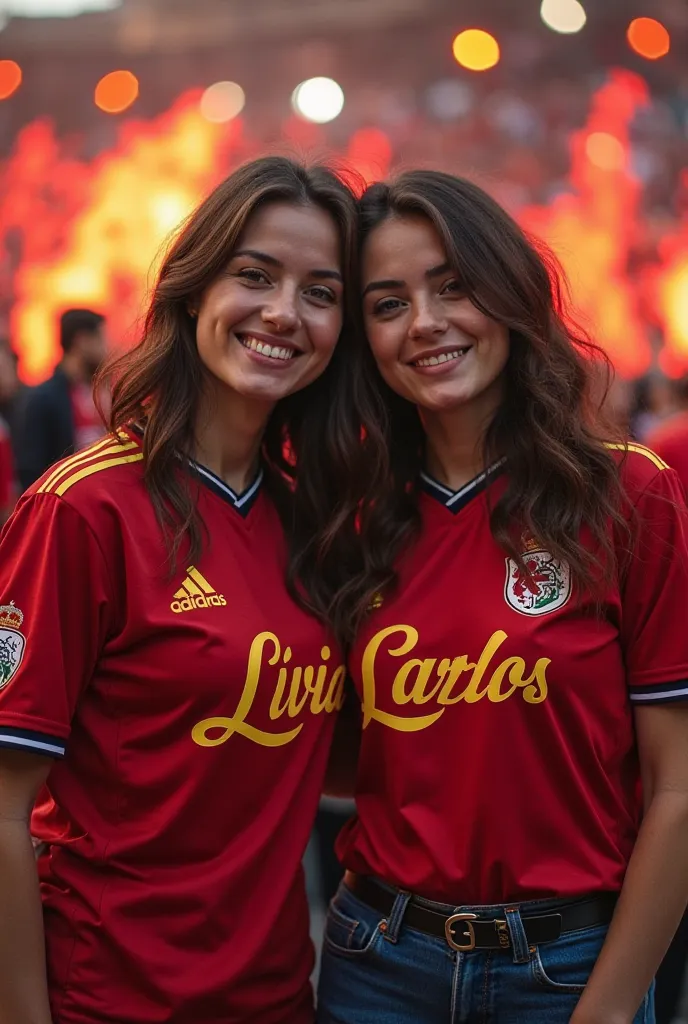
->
xmin=39 ymin=435 xmax=115 ymax=493
xmin=53 ymin=452 xmax=144 ymax=497
xmin=605 ymin=442 xmax=669 ymax=472
xmin=39 ymin=439 xmax=139 ymax=494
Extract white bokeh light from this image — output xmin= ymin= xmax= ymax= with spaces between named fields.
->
xmin=291 ymin=77 xmax=344 ymax=124
xmin=2 ymin=0 xmax=121 ymax=14
xmin=540 ymin=0 xmax=587 ymax=34
xmin=200 ymin=81 xmax=246 ymax=124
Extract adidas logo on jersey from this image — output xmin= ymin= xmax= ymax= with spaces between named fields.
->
xmin=170 ymin=566 xmax=227 ymax=614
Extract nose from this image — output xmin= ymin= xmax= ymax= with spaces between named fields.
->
xmin=261 ymin=286 xmax=301 ymax=333
xmin=408 ymin=297 xmax=448 ymax=340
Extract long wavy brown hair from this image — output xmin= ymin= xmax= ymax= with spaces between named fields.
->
xmin=96 ymin=156 xmax=373 ymax=632
xmin=329 ymin=170 xmax=629 ymax=644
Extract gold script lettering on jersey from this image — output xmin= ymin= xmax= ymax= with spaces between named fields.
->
xmin=360 ymin=624 xmax=549 ymax=732
xmin=191 ymin=632 xmax=346 ymax=748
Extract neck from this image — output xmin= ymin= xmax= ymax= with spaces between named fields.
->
xmin=192 ymin=379 xmax=273 ymax=494
xmin=421 ymin=402 xmax=498 ymax=492
xmin=61 ymin=353 xmax=88 ymax=385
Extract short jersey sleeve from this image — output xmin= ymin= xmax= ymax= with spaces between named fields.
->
xmin=621 ymin=465 xmax=688 ymax=704
xmin=0 ymin=492 xmax=113 ymax=757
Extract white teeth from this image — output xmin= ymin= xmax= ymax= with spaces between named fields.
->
xmin=414 ymin=349 xmax=468 ymax=368
xmin=241 ymin=336 xmax=296 ymax=361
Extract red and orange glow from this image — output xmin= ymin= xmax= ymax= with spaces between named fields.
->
xmin=521 ymin=70 xmax=652 ymax=378
xmin=4 ymin=92 xmax=239 ymax=380
xmin=655 ymin=223 xmax=688 ymax=375
xmin=0 ymin=61 xmax=22 ymax=101
xmin=627 ymin=17 xmax=671 ymax=60
xmin=1 ymin=70 xmax=687 ymax=382
xmin=95 ymin=70 xmax=140 ymax=114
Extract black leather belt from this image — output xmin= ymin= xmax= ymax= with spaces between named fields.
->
xmin=345 ymin=872 xmax=618 ymax=952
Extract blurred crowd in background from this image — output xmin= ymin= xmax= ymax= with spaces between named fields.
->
xmin=1 ymin=0 xmax=688 ymax=1017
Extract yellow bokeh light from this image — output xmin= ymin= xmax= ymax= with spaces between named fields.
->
xmin=452 ymin=29 xmax=500 ymax=72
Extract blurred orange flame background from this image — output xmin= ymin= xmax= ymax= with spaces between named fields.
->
xmin=1 ymin=69 xmax=686 ymax=383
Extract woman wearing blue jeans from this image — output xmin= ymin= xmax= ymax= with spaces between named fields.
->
xmin=317 ymin=171 xmax=688 ymax=1023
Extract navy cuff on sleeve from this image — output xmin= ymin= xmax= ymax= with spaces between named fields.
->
xmin=629 ymin=680 xmax=688 ymax=704
xmin=0 ymin=727 xmax=66 ymax=758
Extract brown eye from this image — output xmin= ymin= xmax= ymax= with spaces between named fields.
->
xmin=237 ymin=268 xmax=270 ymax=285
xmin=306 ymin=285 xmax=338 ymax=304
xmin=441 ymin=279 xmax=463 ymax=296
xmin=372 ymin=297 xmax=405 ymax=316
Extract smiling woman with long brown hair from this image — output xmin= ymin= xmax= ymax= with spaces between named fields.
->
xmin=317 ymin=171 xmax=688 ymax=1024
xmin=0 ymin=156 xmax=367 ymax=1024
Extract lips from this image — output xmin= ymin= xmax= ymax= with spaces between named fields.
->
xmin=411 ymin=345 xmax=472 ymax=367
xmin=236 ymin=333 xmax=299 ymax=362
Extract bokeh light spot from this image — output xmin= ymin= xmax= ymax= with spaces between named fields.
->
xmin=199 ymin=81 xmax=246 ymax=124
xmin=540 ymin=0 xmax=587 ymax=34
xmin=95 ymin=70 xmax=139 ymax=114
xmin=0 ymin=60 xmax=22 ymax=100
xmin=627 ymin=17 xmax=670 ymax=60
xmin=291 ymin=77 xmax=344 ymax=124
xmin=585 ymin=131 xmax=626 ymax=171
xmin=452 ymin=29 xmax=500 ymax=72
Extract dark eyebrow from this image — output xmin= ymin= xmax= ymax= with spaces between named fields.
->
xmin=362 ymin=278 xmax=405 ymax=298
xmin=310 ymin=268 xmax=343 ymax=283
xmin=362 ymin=263 xmax=454 ymax=299
xmin=232 ymin=248 xmax=283 ymax=267
xmin=426 ymin=261 xmax=452 ymax=278
xmin=232 ymin=249 xmax=342 ymax=283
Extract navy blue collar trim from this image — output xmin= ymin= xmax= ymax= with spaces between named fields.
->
xmin=186 ymin=460 xmax=263 ymax=517
xmin=419 ymin=460 xmax=505 ymax=514
xmin=129 ymin=422 xmax=262 ymax=518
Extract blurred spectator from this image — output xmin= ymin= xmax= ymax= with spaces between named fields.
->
xmin=0 ymin=416 xmax=14 ymax=524
xmin=629 ymin=373 xmax=680 ymax=442
xmin=18 ymin=308 xmax=107 ymax=490
xmin=645 ymin=376 xmax=688 ymax=495
xmin=0 ymin=338 xmax=29 ymax=472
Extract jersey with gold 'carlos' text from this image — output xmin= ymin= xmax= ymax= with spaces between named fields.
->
xmin=0 ymin=430 xmax=344 ymax=1024
xmin=339 ymin=445 xmax=688 ymax=906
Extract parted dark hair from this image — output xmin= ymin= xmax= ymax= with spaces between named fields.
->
xmin=60 ymin=308 xmax=105 ymax=352
xmin=96 ymin=156 xmax=370 ymax=632
xmin=329 ymin=170 xmax=629 ymax=644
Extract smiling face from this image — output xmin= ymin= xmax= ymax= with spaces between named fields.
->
xmin=194 ymin=200 xmax=344 ymax=407
xmin=361 ymin=213 xmax=510 ymax=419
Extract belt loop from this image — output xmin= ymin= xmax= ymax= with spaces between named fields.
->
xmin=383 ymin=890 xmax=411 ymax=944
xmin=504 ymin=905 xmax=530 ymax=964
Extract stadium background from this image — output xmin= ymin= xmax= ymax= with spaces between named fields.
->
xmin=1 ymin=0 xmax=687 ymax=1015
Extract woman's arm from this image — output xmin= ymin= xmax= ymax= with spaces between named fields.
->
xmin=571 ymin=702 xmax=688 ymax=1024
xmin=0 ymin=749 xmax=53 ymax=1024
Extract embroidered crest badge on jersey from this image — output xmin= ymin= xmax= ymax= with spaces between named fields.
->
xmin=0 ymin=602 xmax=26 ymax=689
xmin=504 ymin=550 xmax=571 ymax=616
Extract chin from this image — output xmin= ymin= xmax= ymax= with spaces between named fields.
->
xmin=413 ymin=389 xmax=474 ymax=413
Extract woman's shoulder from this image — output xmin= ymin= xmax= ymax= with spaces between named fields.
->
xmin=25 ymin=431 xmax=146 ymax=518
xmin=604 ymin=440 xmax=672 ymax=498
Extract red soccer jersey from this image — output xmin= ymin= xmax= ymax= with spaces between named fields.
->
xmin=0 ymin=430 xmax=345 ymax=1024
xmin=338 ymin=444 xmax=688 ymax=905
xmin=646 ymin=410 xmax=688 ymax=497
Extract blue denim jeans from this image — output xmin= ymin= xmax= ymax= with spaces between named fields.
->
xmin=316 ymin=881 xmax=655 ymax=1024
